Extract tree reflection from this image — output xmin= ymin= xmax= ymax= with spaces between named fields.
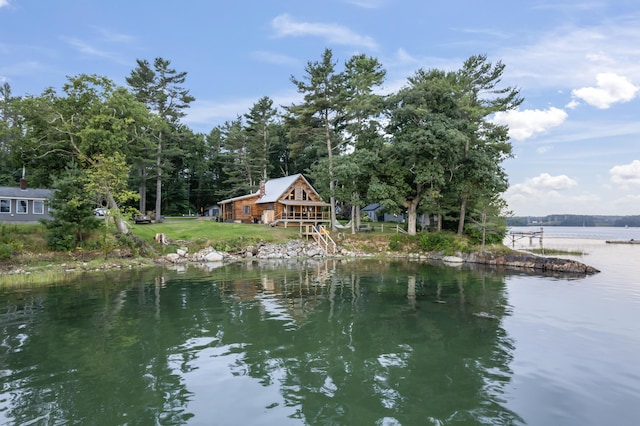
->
xmin=0 ymin=260 xmax=523 ymax=425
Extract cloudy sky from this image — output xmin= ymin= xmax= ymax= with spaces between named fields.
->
xmin=1 ymin=0 xmax=639 ymax=216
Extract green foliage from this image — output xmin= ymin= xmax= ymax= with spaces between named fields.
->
xmin=0 ymin=243 xmax=13 ymax=259
xmin=387 ymin=233 xmax=417 ymax=252
xmin=5 ymin=51 xmax=520 ymax=238
xmin=44 ymin=165 xmax=102 ymax=251
xmin=212 ymin=237 xmax=248 ymax=253
xmin=418 ymin=231 xmax=471 ymax=255
xmin=465 ymin=219 xmax=507 ymax=245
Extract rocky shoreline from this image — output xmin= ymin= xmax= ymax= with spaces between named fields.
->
xmin=161 ymin=240 xmax=600 ymax=275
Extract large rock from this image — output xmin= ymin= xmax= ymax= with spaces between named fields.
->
xmin=204 ymin=251 xmax=224 ymax=262
xmin=463 ymin=251 xmax=599 ymax=274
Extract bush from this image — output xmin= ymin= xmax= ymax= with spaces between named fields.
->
xmin=0 ymin=243 xmax=13 ymax=260
xmin=465 ymin=219 xmax=508 ymax=246
xmin=418 ymin=231 xmax=470 ymax=255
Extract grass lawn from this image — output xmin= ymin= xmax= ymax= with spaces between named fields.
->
xmin=129 ymin=218 xmax=306 ymax=246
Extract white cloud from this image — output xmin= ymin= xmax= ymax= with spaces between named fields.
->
xmin=504 ymin=173 xmax=583 ymax=215
xmin=0 ymin=0 xmax=9 ymax=8
xmin=527 ymin=173 xmax=578 ymax=191
xmin=610 ymin=160 xmax=640 ymax=185
xmin=185 ymin=90 xmax=302 ymax=131
xmin=491 ymin=107 xmax=568 ymax=141
xmin=507 ymin=172 xmax=577 ymax=196
xmin=500 ymin=19 xmax=640 ymax=90
xmin=95 ymin=27 xmax=135 ymax=44
xmin=61 ymin=37 xmax=129 ymax=64
xmin=536 ymin=145 xmax=553 ymax=154
xmin=271 ymin=14 xmax=377 ymax=50
xmin=570 ymin=73 xmax=639 ymax=109
xmin=343 ymin=0 xmax=384 ymax=8
xmin=251 ymin=51 xmax=299 ymax=66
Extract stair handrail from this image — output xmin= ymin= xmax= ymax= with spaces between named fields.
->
xmin=314 ymin=224 xmax=337 ymax=254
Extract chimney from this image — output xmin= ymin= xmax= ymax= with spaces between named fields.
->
xmin=20 ymin=166 xmax=27 ymax=190
xmin=259 ymin=180 xmax=266 ymax=197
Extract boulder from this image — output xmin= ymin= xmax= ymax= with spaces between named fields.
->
xmin=204 ymin=251 xmax=224 ymax=262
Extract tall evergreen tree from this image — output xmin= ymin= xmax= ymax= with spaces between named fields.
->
xmin=126 ymin=57 xmax=195 ymax=221
xmin=245 ymin=96 xmax=279 ymax=181
xmin=452 ymin=54 xmax=522 ymax=234
xmin=0 ymin=83 xmax=21 ymax=185
xmin=219 ymin=117 xmax=254 ymax=198
xmin=340 ymin=54 xmax=386 ymax=229
xmin=287 ymin=48 xmax=347 ymax=230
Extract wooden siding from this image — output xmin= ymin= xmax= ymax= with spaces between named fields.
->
xmin=220 ymin=175 xmax=329 ymax=225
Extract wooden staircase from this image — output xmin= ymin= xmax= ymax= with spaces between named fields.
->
xmin=301 ymin=224 xmax=338 ymax=254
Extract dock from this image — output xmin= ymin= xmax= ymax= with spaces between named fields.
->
xmin=605 ymin=239 xmax=640 ymax=245
xmin=508 ymin=228 xmax=544 ymax=248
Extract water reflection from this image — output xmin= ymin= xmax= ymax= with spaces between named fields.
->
xmin=1 ymin=260 xmax=523 ymax=425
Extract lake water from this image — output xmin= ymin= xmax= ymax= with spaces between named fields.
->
xmin=1 ymin=227 xmax=639 ymax=425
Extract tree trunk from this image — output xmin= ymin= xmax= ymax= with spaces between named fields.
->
xmin=406 ymin=198 xmax=419 ymax=235
xmin=138 ymin=167 xmax=146 ymax=213
xmin=105 ymin=189 xmax=129 ymax=235
xmin=326 ymin=119 xmax=337 ymax=232
xmin=155 ymin=134 xmax=163 ymax=223
xmin=457 ymin=195 xmax=467 ymax=235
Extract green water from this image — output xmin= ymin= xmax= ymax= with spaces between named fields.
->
xmin=1 ymin=260 xmax=520 ymax=425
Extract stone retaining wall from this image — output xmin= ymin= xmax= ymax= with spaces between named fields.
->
xmin=161 ymin=241 xmax=599 ymax=275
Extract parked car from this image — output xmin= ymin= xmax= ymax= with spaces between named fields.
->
xmin=94 ymin=208 xmax=108 ymax=217
xmin=134 ymin=214 xmax=152 ymax=224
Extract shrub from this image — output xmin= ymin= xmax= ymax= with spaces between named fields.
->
xmin=418 ymin=231 xmax=471 ymax=255
xmin=0 ymin=243 xmax=13 ymax=260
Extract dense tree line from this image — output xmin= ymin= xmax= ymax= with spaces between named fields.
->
xmin=0 ymin=49 xmax=520 ymax=244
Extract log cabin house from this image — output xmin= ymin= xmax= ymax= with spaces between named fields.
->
xmin=218 ymin=174 xmax=330 ymax=227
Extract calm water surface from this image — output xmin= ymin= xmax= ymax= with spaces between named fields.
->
xmin=1 ymin=227 xmax=639 ymax=425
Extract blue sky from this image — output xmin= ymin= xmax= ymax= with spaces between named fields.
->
xmin=1 ymin=0 xmax=639 ymax=216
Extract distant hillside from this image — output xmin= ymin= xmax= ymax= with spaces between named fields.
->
xmin=506 ymin=215 xmax=640 ymax=227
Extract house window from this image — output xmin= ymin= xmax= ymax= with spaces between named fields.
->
xmin=0 ymin=199 xmax=9 ymax=213
xmin=17 ymin=200 xmax=28 ymax=214
xmin=33 ymin=200 xmax=44 ymax=214
xmin=302 ymin=190 xmax=308 ymax=200
xmin=243 ymin=205 xmax=250 ymax=215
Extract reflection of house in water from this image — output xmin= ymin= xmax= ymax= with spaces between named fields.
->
xmin=216 ymin=259 xmax=342 ymax=326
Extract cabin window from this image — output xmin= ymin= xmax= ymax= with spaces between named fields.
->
xmin=243 ymin=205 xmax=250 ymax=215
xmin=302 ymin=190 xmax=308 ymax=200
xmin=286 ymin=190 xmax=295 ymax=200
xmin=33 ymin=201 xmax=44 ymax=214
xmin=0 ymin=199 xmax=9 ymax=213
xmin=17 ymin=200 xmax=27 ymax=214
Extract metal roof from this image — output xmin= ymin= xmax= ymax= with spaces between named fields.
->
xmin=217 ymin=174 xmax=323 ymax=205
xmin=0 ymin=186 xmax=52 ymax=200
xmin=217 ymin=192 xmax=257 ymax=205
xmin=257 ymin=174 xmax=303 ymax=203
